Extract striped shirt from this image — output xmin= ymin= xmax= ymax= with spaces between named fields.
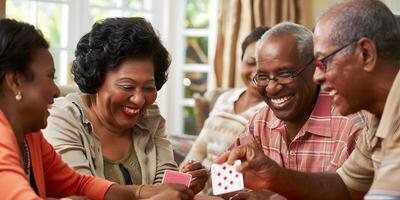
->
xmin=246 ymin=91 xmax=366 ymax=172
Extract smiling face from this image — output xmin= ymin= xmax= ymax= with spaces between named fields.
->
xmin=20 ymin=48 xmax=60 ymax=132
xmin=241 ymin=42 xmax=260 ymax=97
xmin=93 ymin=59 xmax=157 ymax=130
xmin=313 ymin=17 xmax=367 ymax=116
xmin=256 ymin=35 xmax=318 ymax=122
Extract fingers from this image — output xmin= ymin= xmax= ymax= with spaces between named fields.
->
xmin=181 ymin=160 xmax=203 ymax=173
xmin=229 ymin=191 xmax=250 ymax=200
xmin=166 ymin=183 xmax=188 ymax=191
xmin=214 ymin=150 xmax=231 ymax=164
xmin=148 ymin=187 xmax=193 ymax=200
xmin=165 ymin=183 xmax=194 ymax=200
xmin=187 ymin=168 xmax=208 ymax=179
xmin=226 ymin=146 xmax=249 ymax=165
xmin=214 ymin=146 xmax=251 ymax=166
xmin=189 ymin=176 xmax=208 ymax=194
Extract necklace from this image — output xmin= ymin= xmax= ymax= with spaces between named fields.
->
xmin=22 ymin=141 xmax=31 ymax=178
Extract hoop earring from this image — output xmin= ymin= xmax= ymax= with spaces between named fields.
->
xmin=15 ymin=91 xmax=22 ymax=102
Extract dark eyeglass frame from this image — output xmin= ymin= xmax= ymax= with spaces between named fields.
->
xmin=314 ymin=39 xmax=359 ymax=72
xmin=252 ymin=58 xmax=314 ymax=88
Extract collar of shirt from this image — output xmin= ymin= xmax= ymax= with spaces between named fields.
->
xmin=267 ymin=91 xmax=332 ymax=138
xmin=68 ymin=93 xmax=150 ymax=136
xmin=375 ymin=69 xmax=400 ymax=139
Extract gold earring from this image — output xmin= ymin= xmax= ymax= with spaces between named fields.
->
xmin=15 ymin=91 xmax=22 ymax=101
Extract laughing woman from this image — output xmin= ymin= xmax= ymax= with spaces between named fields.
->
xmin=0 ymin=18 xmax=194 ymax=200
xmin=43 ymin=17 xmax=207 ymax=196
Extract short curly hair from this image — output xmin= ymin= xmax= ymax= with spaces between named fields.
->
xmin=72 ymin=17 xmax=171 ymax=93
xmin=0 ymin=19 xmax=49 ymax=82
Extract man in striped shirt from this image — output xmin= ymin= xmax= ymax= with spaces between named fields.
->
xmin=216 ymin=1 xmax=400 ymax=200
xmin=229 ymin=22 xmax=366 ymax=199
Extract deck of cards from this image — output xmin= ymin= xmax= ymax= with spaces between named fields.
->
xmin=211 ymin=160 xmax=244 ymax=195
xmin=162 ymin=170 xmax=192 ymax=187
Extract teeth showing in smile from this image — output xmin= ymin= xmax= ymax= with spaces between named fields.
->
xmin=123 ymin=106 xmax=140 ymax=115
xmin=270 ymin=96 xmax=292 ymax=108
xmin=329 ymin=90 xmax=338 ymax=97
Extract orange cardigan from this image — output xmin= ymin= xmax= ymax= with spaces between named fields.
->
xmin=0 ymin=111 xmax=113 ymax=199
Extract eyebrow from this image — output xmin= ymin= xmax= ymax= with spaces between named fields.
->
xmin=117 ymin=77 xmax=155 ymax=83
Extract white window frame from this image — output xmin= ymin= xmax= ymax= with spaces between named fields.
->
xmin=161 ymin=0 xmax=218 ymax=135
xmin=6 ymin=0 xmax=218 ymax=136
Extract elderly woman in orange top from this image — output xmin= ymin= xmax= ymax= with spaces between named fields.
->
xmin=0 ymin=18 xmax=194 ymax=200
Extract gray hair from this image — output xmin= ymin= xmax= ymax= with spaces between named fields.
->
xmin=256 ymin=22 xmax=313 ymax=62
xmin=318 ymin=0 xmax=400 ymax=61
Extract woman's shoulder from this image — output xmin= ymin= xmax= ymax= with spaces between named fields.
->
xmin=144 ymin=103 xmax=161 ymax=116
xmin=217 ymin=88 xmax=245 ymax=101
xmin=51 ymin=93 xmax=85 ymax=120
xmin=139 ymin=103 xmax=164 ymax=124
xmin=214 ymin=88 xmax=245 ymax=105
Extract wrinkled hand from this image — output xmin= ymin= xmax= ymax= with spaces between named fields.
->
xmin=181 ymin=160 xmax=209 ymax=194
xmin=145 ymin=184 xmax=194 ymax=200
xmin=194 ymin=194 xmax=224 ymax=200
xmin=229 ymin=190 xmax=286 ymax=200
xmin=46 ymin=196 xmax=89 ymax=200
xmin=141 ymin=183 xmax=194 ymax=200
xmin=214 ymin=145 xmax=280 ymax=190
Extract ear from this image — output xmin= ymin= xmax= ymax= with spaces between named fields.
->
xmin=357 ymin=37 xmax=377 ymax=72
xmin=3 ymin=71 xmax=24 ymax=95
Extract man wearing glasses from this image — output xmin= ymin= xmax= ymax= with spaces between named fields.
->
xmin=229 ymin=22 xmax=366 ymax=199
xmin=215 ymin=0 xmax=400 ymax=200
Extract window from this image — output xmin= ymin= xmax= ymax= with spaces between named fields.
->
xmin=6 ymin=0 xmax=218 ymax=136
xmin=166 ymin=0 xmax=217 ymax=135
xmin=6 ymin=0 xmax=157 ymax=85
xmin=7 ymin=0 xmax=69 ymax=84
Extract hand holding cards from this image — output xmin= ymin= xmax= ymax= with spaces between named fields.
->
xmin=162 ymin=170 xmax=192 ymax=187
xmin=211 ymin=160 xmax=244 ymax=195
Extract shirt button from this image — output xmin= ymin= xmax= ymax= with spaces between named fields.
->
xmin=290 ymin=151 xmax=295 ymax=156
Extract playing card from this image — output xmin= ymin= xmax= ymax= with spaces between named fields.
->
xmin=162 ymin=170 xmax=192 ymax=187
xmin=211 ymin=160 xmax=244 ymax=195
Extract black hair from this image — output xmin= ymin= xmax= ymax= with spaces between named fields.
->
xmin=72 ymin=17 xmax=171 ymax=93
xmin=0 ymin=18 xmax=49 ymax=82
xmin=241 ymin=26 xmax=270 ymax=60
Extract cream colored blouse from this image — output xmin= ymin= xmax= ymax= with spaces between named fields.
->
xmin=43 ymin=93 xmax=178 ymax=184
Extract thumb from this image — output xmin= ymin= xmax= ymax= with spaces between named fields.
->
xmin=237 ymin=147 xmax=271 ymax=173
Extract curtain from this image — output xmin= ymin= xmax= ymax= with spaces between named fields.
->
xmin=0 ymin=0 xmax=5 ymax=19
xmin=213 ymin=0 xmax=302 ymax=88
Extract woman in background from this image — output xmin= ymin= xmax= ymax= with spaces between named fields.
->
xmin=0 ymin=18 xmax=194 ymax=200
xmin=43 ymin=17 xmax=207 ymax=196
xmin=181 ymin=26 xmax=269 ymax=194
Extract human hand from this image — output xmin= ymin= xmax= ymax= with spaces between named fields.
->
xmin=144 ymin=183 xmax=194 ymax=200
xmin=214 ymin=145 xmax=280 ymax=190
xmin=194 ymin=194 xmax=224 ymax=200
xmin=141 ymin=183 xmax=194 ymax=200
xmin=181 ymin=160 xmax=209 ymax=194
xmin=229 ymin=190 xmax=286 ymax=200
xmin=46 ymin=196 xmax=89 ymax=200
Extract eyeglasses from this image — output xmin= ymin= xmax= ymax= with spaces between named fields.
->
xmin=314 ymin=39 xmax=358 ymax=72
xmin=252 ymin=58 xmax=313 ymax=88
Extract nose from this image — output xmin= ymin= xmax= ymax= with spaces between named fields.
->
xmin=129 ymin=89 xmax=145 ymax=108
xmin=313 ymin=67 xmax=326 ymax=86
xmin=265 ymin=80 xmax=283 ymax=96
xmin=53 ymin=83 xmax=60 ymax=99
